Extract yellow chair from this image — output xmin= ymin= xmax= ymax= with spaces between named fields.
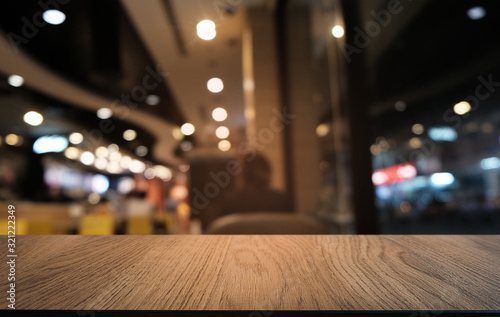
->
xmin=126 ymin=216 xmax=152 ymax=235
xmin=0 ymin=219 xmax=29 ymax=235
xmin=28 ymin=219 xmax=53 ymax=235
xmin=78 ymin=215 xmax=114 ymax=235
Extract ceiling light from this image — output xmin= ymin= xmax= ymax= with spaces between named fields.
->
xmin=411 ymin=124 xmax=424 ymax=135
xmin=130 ymin=160 xmax=146 ymax=173
xmin=106 ymin=162 xmax=123 ymax=174
xmin=123 ymin=129 xmax=137 ymax=141
xmin=135 ymin=145 xmax=148 ymax=157
xmin=316 ymin=123 xmax=330 ymax=137
xmin=120 ymin=156 xmax=132 ymax=169
xmin=24 ymin=111 xmax=43 ymax=126
xmin=409 ymin=137 xmax=422 ymax=149
xmin=207 ymin=78 xmax=223 ymax=93
xmin=212 ymin=107 xmax=228 ymax=122
xmin=43 ymin=9 xmax=66 ymax=25
xmin=5 ymin=134 xmax=22 ymax=146
xmin=69 ymin=132 xmax=83 ymax=144
xmin=109 ymin=152 xmax=122 ymax=162
xmin=80 ymin=151 xmax=95 ymax=166
xmin=145 ymin=95 xmax=160 ymax=106
xmin=144 ymin=168 xmax=156 ymax=180
xmin=64 ymin=147 xmax=80 ymax=160
xmin=95 ymin=146 xmax=109 ymax=158
xmin=33 ymin=135 xmax=68 ymax=154
xmin=108 ymin=144 xmax=119 ymax=152
xmin=197 ymin=20 xmax=216 ymax=40
xmin=7 ymin=75 xmax=24 ymax=87
xmin=218 ymin=140 xmax=231 ymax=152
xmin=94 ymin=158 xmax=108 ymax=170
xmin=97 ymin=108 xmax=112 ymax=119
xmin=467 ymin=6 xmax=486 ymax=20
xmin=215 ymin=126 xmax=230 ymax=139
xmin=453 ymin=101 xmax=471 ymax=115
xmin=331 ymin=25 xmax=344 ymax=38
xmin=154 ymin=165 xmax=172 ymax=182
xmin=181 ymin=123 xmax=195 ymax=136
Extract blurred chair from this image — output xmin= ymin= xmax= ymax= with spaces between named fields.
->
xmin=28 ymin=219 xmax=53 ymax=235
xmin=0 ymin=219 xmax=29 ymax=235
xmin=126 ymin=216 xmax=153 ymax=235
xmin=154 ymin=213 xmax=176 ymax=234
xmin=206 ymin=212 xmax=328 ymax=234
xmin=78 ymin=214 xmax=114 ymax=235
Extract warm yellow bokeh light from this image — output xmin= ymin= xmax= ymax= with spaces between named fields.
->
xmin=409 ymin=137 xmax=422 ymax=149
xmin=95 ymin=146 xmax=109 ymax=158
xmin=215 ymin=126 xmax=230 ymax=139
xmin=64 ymin=147 xmax=80 ymax=160
xmin=218 ymin=140 xmax=231 ymax=152
xmin=453 ymin=101 xmax=471 ymax=115
xmin=332 ymin=25 xmax=344 ymax=38
xmin=411 ymin=123 xmax=424 ymax=135
xmin=316 ymin=123 xmax=330 ymax=137
xmin=123 ymin=129 xmax=137 ymax=141
xmin=172 ymin=127 xmax=184 ymax=140
xmin=5 ymin=134 xmax=22 ymax=146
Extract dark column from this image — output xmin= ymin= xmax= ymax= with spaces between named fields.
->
xmin=341 ymin=0 xmax=380 ymax=233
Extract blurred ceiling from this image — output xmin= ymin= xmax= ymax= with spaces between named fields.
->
xmin=0 ymin=0 xmax=499 ymax=168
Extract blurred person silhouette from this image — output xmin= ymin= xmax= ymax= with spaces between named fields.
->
xmin=222 ymin=152 xmax=292 ymax=215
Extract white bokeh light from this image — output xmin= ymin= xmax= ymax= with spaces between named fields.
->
xmin=197 ymin=20 xmax=216 ymax=40
xmin=207 ymin=78 xmax=224 ymax=93
xmin=8 ymin=75 xmax=24 ymax=87
xmin=24 ymin=111 xmax=44 ymax=126
xmin=80 ymin=151 xmax=95 ymax=166
xmin=212 ymin=107 xmax=228 ymax=122
xmin=97 ymin=108 xmax=112 ymax=119
xmin=181 ymin=123 xmax=195 ymax=136
xmin=69 ymin=132 xmax=83 ymax=144
xmin=215 ymin=126 xmax=230 ymax=139
xmin=43 ymin=9 xmax=66 ymax=25
xmin=331 ymin=25 xmax=344 ymax=38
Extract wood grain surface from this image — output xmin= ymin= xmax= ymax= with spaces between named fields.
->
xmin=1 ymin=235 xmax=499 ymax=310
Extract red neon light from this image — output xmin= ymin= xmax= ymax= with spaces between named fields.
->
xmin=372 ymin=163 xmax=417 ymax=186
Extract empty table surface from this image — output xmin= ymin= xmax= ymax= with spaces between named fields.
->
xmin=1 ymin=235 xmax=499 ymax=310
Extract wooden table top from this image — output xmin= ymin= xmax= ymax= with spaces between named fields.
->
xmin=1 ymin=235 xmax=499 ymax=311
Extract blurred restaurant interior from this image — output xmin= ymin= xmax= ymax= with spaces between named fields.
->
xmin=1 ymin=0 xmax=500 ymax=235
